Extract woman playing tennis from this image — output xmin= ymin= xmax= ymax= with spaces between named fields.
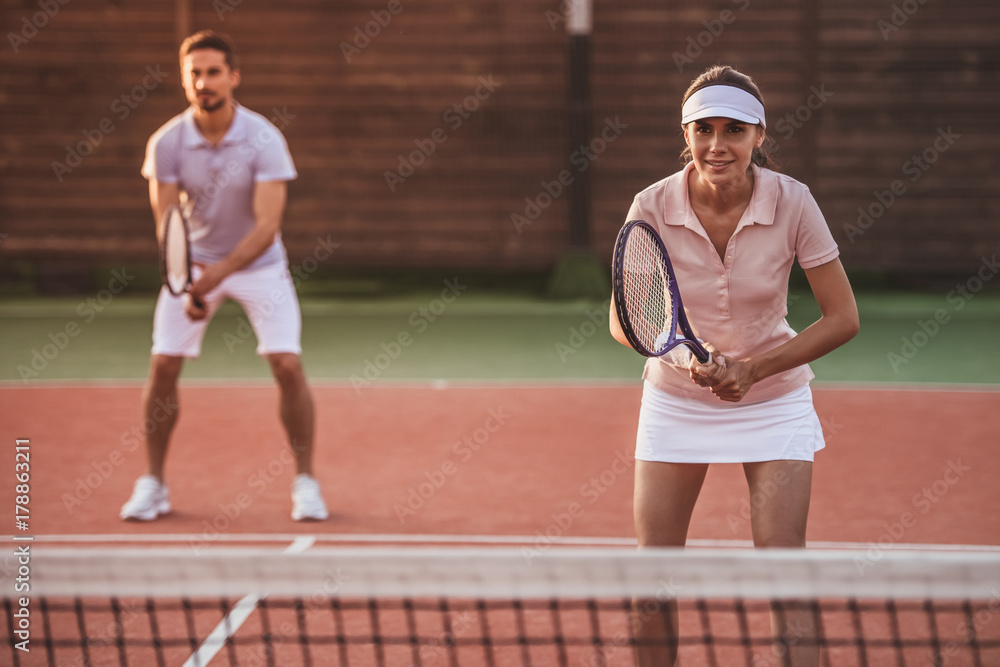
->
xmin=610 ymin=65 xmax=859 ymax=666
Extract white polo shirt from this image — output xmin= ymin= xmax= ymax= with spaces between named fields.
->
xmin=141 ymin=103 xmax=297 ymax=271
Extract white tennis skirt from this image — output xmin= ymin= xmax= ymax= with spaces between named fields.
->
xmin=635 ymin=381 xmax=825 ymax=463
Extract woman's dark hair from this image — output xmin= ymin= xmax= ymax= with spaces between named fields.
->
xmin=679 ymin=65 xmax=779 ymax=171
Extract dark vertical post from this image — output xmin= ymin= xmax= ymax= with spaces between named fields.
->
xmin=547 ymin=0 xmax=608 ymax=298
xmin=176 ymin=0 xmax=191 ymax=45
xmin=567 ymin=0 xmax=593 ymax=249
xmin=800 ymin=0 xmax=820 ymax=187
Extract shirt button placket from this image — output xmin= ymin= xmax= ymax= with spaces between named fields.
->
xmin=721 ymin=242 xmax=734 ymax=315
xmin=720 ymin=273 xmax=729 ymax=315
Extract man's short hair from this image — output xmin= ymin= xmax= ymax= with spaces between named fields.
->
xmin=179 ymin=30 xmax=239 ymax=72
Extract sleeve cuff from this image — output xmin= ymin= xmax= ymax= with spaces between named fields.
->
xmin=798 ymin=247 xmax=840 ymax=270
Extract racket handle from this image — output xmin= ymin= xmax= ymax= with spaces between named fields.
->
xmin=187 ymin=292 xmax=205 ymax=310
xmin=680 ymin=338 xmax=713 ymax=366
xmin=691 ymin=343 xmax=712 ymax=366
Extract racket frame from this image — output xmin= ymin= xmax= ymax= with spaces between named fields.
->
xmin=612 ymin=220 xmax=713 ymax=364
xmin=158 ymin=204 xmax=204 ymax=309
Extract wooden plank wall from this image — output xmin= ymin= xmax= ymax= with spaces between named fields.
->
xmin=1 ymin=0 xmax=997 ymax=277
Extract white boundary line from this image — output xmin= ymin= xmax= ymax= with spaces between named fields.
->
xmin=12 ymin=533 xmax=1000 ymax=552
xmin=182 ymin=536 xmax=315 ymax=667
xmin=2 ymin=377 xmax=999 ymax=392
xmin=814 ymin=381 xmax=1000 ymax=393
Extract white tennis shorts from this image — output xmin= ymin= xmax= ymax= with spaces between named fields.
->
xmin=151 ymin=263 xmax=302 ymax=357
xmin=635 ymin=381 xmax=825 ymax=463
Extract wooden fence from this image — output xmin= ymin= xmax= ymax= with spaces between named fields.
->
xmin=1 ymin=0 xmax=996 ymax=277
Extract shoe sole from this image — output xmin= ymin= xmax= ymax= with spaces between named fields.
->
xmin=121 ymin=501 xmax=171 ymax=521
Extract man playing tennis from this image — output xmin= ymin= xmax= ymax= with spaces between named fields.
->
xmin=121 ymin=30 xmax=328 ymax=521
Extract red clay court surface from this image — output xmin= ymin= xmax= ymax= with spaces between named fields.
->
xmin=2 ymin=383 xmax=999 ymax=666
xmin=3 ymin=383 xmax=998 ymax=544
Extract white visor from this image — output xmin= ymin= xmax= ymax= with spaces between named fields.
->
xmin=681 ymin=84 xmax=766 ymax=128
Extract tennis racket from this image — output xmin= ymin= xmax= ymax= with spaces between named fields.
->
xmin=159 ymin=204 xmax=204 ymax=309
xmin=612 ymin=219 xmax=713 ymax=363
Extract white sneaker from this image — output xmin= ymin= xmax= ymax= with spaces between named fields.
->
xmin=120 ymin=475 xmax=171 ymax=521
xmin=291 ymin=474 xmax=329 ymax=521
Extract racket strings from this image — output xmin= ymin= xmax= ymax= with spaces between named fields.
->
xmin=622 ymin=229 xmax=674 ymax=352
xmin=163 ymin=210 xmax=190 ymax=294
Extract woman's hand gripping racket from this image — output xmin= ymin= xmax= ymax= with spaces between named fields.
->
xmin=159 ymin=204 xmax=205 ymax=311
xmin=612 ymin=220 xmax=724 ymax=376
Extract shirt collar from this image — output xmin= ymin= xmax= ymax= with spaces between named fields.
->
xmin=665 ymin=161 xmax=778 ymax=231
xmin=181 ymin=102 xmax=247 ymax=149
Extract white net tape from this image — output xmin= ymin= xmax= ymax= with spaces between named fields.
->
xmin=13 ymin=546 xmax=1000 ymax=601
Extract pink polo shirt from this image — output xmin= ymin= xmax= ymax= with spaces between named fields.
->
xmin=627 ymin=162 xmax=840 ymax=405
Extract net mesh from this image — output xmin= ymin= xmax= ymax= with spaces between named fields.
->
xmin=4 ymin=546 xmax=999 ymax=667
xmin=621 ymin=225 xmax=673 ymax=354
xmin=162 ymin=208 xmax=190 ymax=295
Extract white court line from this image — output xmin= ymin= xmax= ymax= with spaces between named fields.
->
xmin=813 ymin=381 xmax=1000 ymax=393
xmin=182 ymin=535 xmax=315 ymax=667
xmin=3 ymin=378 xmax=999 ymax=392
xmin=13 ymin=533 xmax=1000 ymax=552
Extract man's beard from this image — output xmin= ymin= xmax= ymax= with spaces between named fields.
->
xmin=199 ymin=97 xmax=225 ymax=112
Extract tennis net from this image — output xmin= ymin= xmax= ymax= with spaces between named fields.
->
xmin=3 ymin=545 xmax=999 ymax=666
